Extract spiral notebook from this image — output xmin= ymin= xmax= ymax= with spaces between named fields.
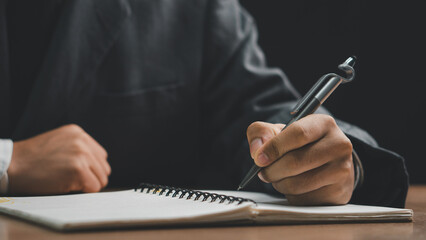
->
xmin=0 ymin=183 xmax=413 ymax=231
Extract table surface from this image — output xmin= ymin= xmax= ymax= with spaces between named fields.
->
xmin=1 ymin=185 xmax=425 ymax=240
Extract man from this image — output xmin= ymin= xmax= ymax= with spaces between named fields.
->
xmin=0 ymin=0 xmax=408 ymax=207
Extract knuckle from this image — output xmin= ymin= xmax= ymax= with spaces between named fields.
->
xmin=280 ymin=179 xmax=299 ymax=195
xmin=100 ymin=146 xmax=108 ymax=159
xmin=291 ymin=122 xmax=310 ymax=142
xmin=339 ymin=194 xmax=351 ymax=205
xmin=93 ymin=183 xmax=102 ymax=192
xmin=341 ymin=156 xmax=353 ymax=170
xmin=284 ymin=152 xmax=300 ymax=172
xmin=336 ymin=136 xmax=353 ymax=157
xmin=70 ymin=138 xmax=84 ymax=150
xmin=74 ymin=148 xmax=89 ymax=161
xmin=342 ymin=137 xmax=353 ymax=154
xmin=69 ymin=158 xmax=86 ymax=178
xmin=333 ymin=184 xmax=351 ymax=205
xmin=106 ymin=164 xmax=112 ymax=175
xmin=247 ymin=121 xmax=264 ymax=137
xmin=248 ymin=121 xmax=264 ymax=131
xmin=338 ymin=158 xmax=354 ymax=180
xmin=70 ymin=141 xmax=91 ymax=158
xmin=272 ymin=182 xmax=283 ymax=194
xmin=321 ymin=114 xmax=337 ymax=128
xmin=102 ymin=178 xmax=109 ymax=187
xmin=247 ymin=121 xmax=277 ymax=142
xmin=266 ymin=138 xmax=281 ymax=160
xmin=87 ymin=182 xmax=102 ymax=192
xmin=334 ymin=184 xmax=346 ymax=198
xmin=288 ymin=182 xmax=304 ymax=195
xmin=260 ymin=170 xmax=273 ymax=183
xmin=100 ymin=173 xmax=108 ymax=186
xmin=64 ymin=123 xmax=83 ymax=133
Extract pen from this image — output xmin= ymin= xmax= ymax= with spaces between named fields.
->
xmin=237 ymin=56 xmax=357 ymax=191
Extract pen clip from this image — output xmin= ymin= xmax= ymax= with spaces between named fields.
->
xmin=291 ymin=56 xmax=356 ymax=115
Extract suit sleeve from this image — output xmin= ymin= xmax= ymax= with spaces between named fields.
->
xmin=336 ymin=120 xmax=409 ymax=208
xmin=197 ymin=0 xmax=408 ymax=208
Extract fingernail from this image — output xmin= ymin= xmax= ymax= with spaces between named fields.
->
xmin=258 ymin=172 xmax=268 ymax=183
xmin=250 ymin=138 xmax=263 ymax=158
xmin=257 ymin=153 xmax=270 ymax=166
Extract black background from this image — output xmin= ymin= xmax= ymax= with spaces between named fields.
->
xmin=239 ymin=0 xmax=426 ymax=183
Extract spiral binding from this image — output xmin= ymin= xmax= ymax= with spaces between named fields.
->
xmin=135 ymin=183 xmax=255 ymax=205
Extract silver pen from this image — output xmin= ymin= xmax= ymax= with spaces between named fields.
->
xmin=237 ymin=56 xmax=357 ymax=190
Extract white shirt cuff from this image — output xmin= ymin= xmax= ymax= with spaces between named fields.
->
xmin=0 ymin=139 xmax=13 ymax=194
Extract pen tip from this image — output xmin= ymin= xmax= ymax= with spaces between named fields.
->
xmin=237 ymin=186 xmax=242 ymax=191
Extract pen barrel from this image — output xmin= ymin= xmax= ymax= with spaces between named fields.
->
xmin=239 ymin=97 xmax=321 ymax=191
xmin=292 ymin=97 xmax=321 ymax=121
xmin=289 ymin=76 xmax=340 ymax=123
xmin=238 ymin=72 xmax=349 ymax=191
xmin=314 ymin=76 xmax=342 ymax=104
xmin=238 ymin=164 xmax=262 ymax=190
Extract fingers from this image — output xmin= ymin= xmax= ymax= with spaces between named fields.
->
xmin=246 ymin=115 xmax=355 ymax=206
xmin=247 ymin=121 xmax=284 ymax=158
xmin=81 ymin=132 xmax=111 ymax=176
xmin=87 ymin=151 xmax=109 ymax=188
xmin=7 ymin=124 xmax=111 ymax=195
xmin=270 ymin=157 xmax=353 ymax=196
xmin=81 ymin=173 xmax=102 ymax=193
xmin=281 ymin=171 xmax=354 ymax=206
xmin=65 ymin=124 xmax=110 ymax=192
xmin=260 ymin=134 xmax=352 ymax=182
xmin=254 ymin=115 xmax=337 ymax=167
xmin=67 ymin=160 xmax=103 ymax=193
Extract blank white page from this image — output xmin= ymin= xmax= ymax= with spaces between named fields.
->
xmin=0 ymin=190 xmax=254 ymax=230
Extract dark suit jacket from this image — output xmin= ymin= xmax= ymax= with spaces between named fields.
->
xmin=0 ymin=0 xmax=408 ymax=207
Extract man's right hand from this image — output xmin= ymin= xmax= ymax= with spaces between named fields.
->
xmin=7 ymin=124 xmax=111 ymax=195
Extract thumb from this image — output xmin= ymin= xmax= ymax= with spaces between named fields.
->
xmin=246 ymin=122 xmax=284 ymax=159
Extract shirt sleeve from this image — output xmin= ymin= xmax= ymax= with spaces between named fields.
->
xmin=0 ymin=139 xmax=13 ymax=194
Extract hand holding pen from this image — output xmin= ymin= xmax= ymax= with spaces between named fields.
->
xmin=240 ymin=57 xmax=358 ymax=205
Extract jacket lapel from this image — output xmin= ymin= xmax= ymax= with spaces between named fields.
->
xmin=13 ymin=0 xmax=131 ymax=140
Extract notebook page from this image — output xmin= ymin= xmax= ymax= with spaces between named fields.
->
xmin=0 ymin=190 xmax=255 ymax=230
xmin=254 ymin=203 xmax=412 ymax=216
xmin=202 ymin=190 xmax=413 ymax=222
xmin=253 ymin=203 xmax=413 ymax=223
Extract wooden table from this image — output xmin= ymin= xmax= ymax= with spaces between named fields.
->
xmin=1 ymin=185 xmax=425 ymax=240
